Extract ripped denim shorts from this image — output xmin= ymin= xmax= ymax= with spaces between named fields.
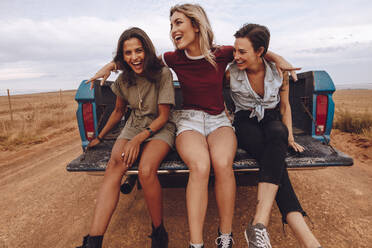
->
xmin=172 ymin=109 xmax=233 ymax=136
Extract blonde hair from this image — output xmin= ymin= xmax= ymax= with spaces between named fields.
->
xmin=170 ymin=3 xmax=216 ymax=67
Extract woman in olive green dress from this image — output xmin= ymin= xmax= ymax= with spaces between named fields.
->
xmin=76 ymin=27 xmax=175 ymax=248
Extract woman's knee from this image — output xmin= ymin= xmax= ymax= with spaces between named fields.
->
xmin=213 ymin=159 xmax=234 ymax=177
xmin=106 ymin=158 xmax=126 ymax=175
xmin=188 ymin=161 xmax=210 ymax=181
xmin=138 ymin=164 xmax=158 ymax=183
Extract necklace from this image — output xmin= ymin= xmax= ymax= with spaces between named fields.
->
xmin=136 ymin=83 xmax=143 ymax=111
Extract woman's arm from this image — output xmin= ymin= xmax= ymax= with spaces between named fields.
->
xmin=279 ymin=73 xmax=304 ymax=152
xmin=223 ymin=70 xmax=230 ymax=87
xmin=88 ymin=96 xmax=127 ymax=148
xmin=85 ymin=61 xmax=117 ymax=89
xmin=157 ymin=55 xmax=165 ymax=66
xmin=122 ymin=104 xmax=172 ymax=166
xmin=86 ymin=55 xmax=166 ymax=90
xmin=223 ymin=70 xmax=233 ymax=123
xmin=264 ymin=51 xmax=301 ymax=81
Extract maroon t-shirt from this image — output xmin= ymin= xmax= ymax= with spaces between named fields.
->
xmin=162 ymin=46 xmax=234 ymax=115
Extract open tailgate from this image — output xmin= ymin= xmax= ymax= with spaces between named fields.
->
xmin=67 ymin=135 xmax=353 ymax=174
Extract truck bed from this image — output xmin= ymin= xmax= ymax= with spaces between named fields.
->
xmin=67 ymin=71 xmax=353 ymax=175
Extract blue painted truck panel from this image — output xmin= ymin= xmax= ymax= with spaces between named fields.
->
xmin=312 ymin=71 xmax=336 ymax=142
xmin=75 ymin=80 xmax=99 ymax=149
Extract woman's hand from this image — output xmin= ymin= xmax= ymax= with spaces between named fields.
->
xmin=226 ymin=113 xmax=233 ymax=124
xmin=121 ymin=138 xmax=141 ymax=167
xmin=85 ymin=62 xmax=117 ymax=90
xmin=288 ymin=138 xmax=305 ymax=153
xmin=224 ymin=101 xmax=233 ymax=124
xmin=87 ymin=137 xmax=101 ymax=148
xmin=274 ymin=58 xmax=301 ymax=82
xmin=265 ymin=51 xmax=301 ymax=81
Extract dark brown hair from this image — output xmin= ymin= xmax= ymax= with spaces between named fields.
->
xmin=113 ymin=27 xmax=163 ymax=85
xmin=234 ymin=23 xmax=270 ymax=57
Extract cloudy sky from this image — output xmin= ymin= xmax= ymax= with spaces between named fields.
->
xmin=1 ymin=0 xmax=372 ymax=94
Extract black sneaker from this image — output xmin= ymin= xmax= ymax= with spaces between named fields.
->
xmin=215 ymin=229 xmax=234 ymax=248
xmin=148 ymin=223 xmax=169 ymax=248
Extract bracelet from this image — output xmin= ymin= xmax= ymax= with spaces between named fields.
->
xmin=96 ymin=135 xmax=103 ymax=142
xmin=145 ymin=127 xmax=154 ymax=137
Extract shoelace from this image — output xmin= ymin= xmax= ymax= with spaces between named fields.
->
xmin=254 ymin=228 xmax=272 ymax=248
xmin=215 ymin=233 xmax=234 ymax=248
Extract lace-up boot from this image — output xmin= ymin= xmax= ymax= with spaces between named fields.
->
xmin=148 ymin=223 xmax=168 ymax=248
xmin=244 ymin=222 xmax=272 ymax=248
xmin=76 ymin=235 xmax=103 ymax=248
xmin=215 ymin=229 xmax=234 ymax=248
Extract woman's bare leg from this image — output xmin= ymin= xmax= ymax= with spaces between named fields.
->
xmin=176 ymin=131 xmax=210 ymax=244
xmin=89 ymin=139 xmax=129 ymax=236
xmin=286 ymin=212 xmax=321 ymax=248
xmin=138 ymin=140 xmax=170 ymax=227
xmin=207 ymin=127 xmax=237 ymax=233
xmin=253 ymin=182 xmax=278 ymax=226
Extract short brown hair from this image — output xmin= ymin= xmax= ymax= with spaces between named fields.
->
xmin=234 ymin=24 xmax=270 ymax=57
xmin=113 ymin=27 xmax=163 ymax=85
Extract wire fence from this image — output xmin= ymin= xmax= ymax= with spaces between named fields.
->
xmin=1 ymin=88 xmax=76 ymax=122
xmin=0 ymin=88 xmax=76 ymax=96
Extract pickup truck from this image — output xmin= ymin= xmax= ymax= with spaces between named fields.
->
xmin=67 ymin=70 xmax=353 ymax=193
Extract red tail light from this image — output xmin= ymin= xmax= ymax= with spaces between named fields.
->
xmin=82 ymin=103 xmax=95 ymax=141
xmin=315 ymin=95 xmax=328 ymax=135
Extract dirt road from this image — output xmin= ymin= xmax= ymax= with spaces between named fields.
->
xmin=0 ymin=128 xmax=371 ymax=248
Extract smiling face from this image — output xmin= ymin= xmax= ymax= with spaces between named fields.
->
xmin=123 ymin=37 xmax=145 ymax=75
xmin=170 ymin=11 xmax=199 ymax=50
xmin=233 ymin=37 xmax=263 ymax=71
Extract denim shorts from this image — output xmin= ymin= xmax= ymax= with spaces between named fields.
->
xmin=172 ymin=109 xmax=233 ymax=136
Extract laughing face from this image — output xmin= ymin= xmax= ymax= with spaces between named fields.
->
xmin=123 ymin=37 xmax=145 ymax=75
xmin=170 ymin=11 xmax=199 ymax=50
xmin=233 ymin=37 xmax=263 ymax=71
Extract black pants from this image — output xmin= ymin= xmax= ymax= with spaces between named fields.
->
xmin=234 ymin=109 xmax=306 ymax=223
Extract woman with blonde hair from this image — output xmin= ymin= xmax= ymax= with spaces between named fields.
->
xmin=90 ymin=4 xmax=298 ymax=247
xmin=162 ymin=4 xmax=237 ymax=248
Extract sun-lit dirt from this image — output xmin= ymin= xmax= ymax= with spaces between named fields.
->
xmin=0 ymin=90 xmax=371 ymax=247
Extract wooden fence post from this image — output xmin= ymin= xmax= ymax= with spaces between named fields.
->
xmin=59 ymin=89 xmax=62 ymax=106
xmin=7 ymin=89 xmax=14 ymax=122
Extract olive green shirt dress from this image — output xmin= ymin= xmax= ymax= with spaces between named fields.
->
xmin=110 ymin=67 xmax=176 ymax=148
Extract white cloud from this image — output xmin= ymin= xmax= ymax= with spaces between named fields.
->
xmin=1 ymin=0 xmax=372 ymax=91
xmin=0 ymin=67 xmax=46 ymax=80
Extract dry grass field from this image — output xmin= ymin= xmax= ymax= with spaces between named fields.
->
xmin=0 ymin=90 xmax=77 ymax=150
xmin=333 ymin=89 xmax=372 ymax=137
xmin=333 ymin=89 xmax=372 ymax=114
